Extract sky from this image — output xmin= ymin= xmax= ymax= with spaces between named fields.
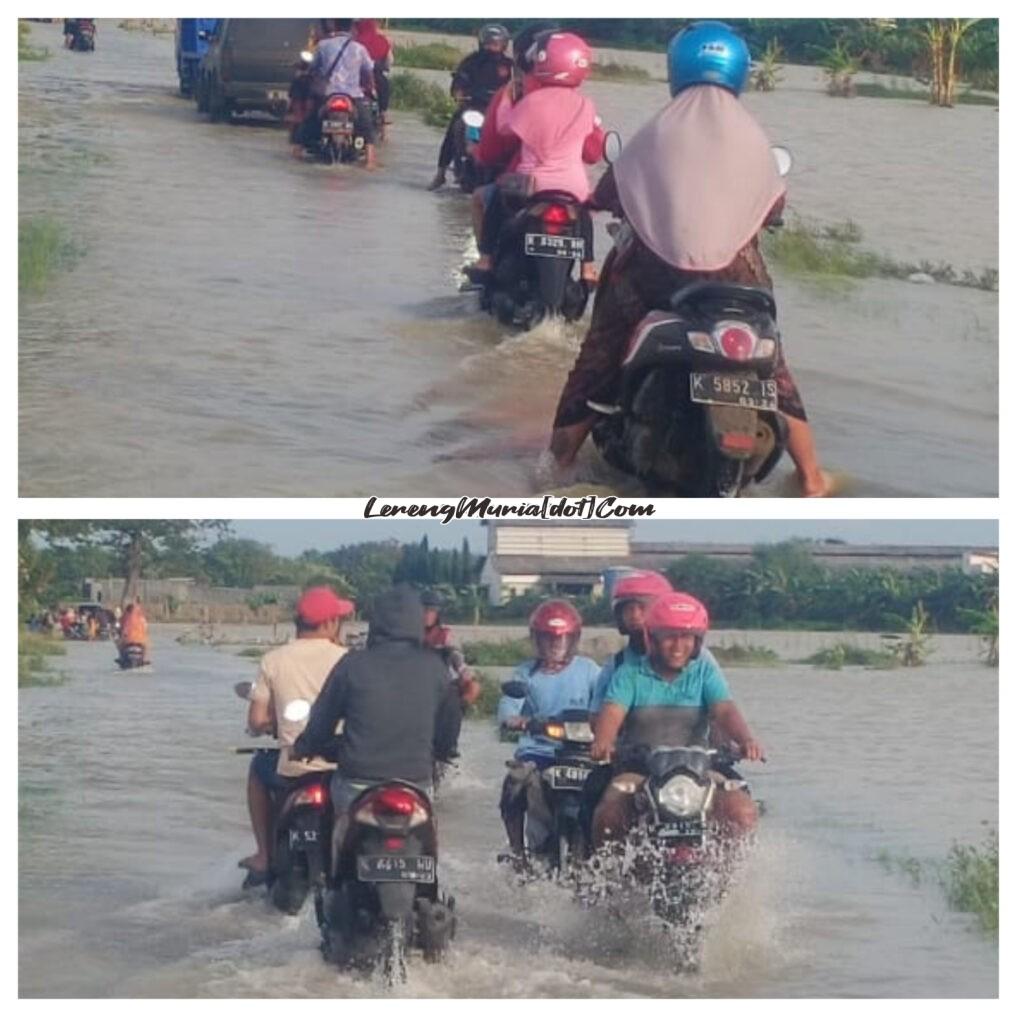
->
xmin=232 ymin=519 xmax=999 ymax=557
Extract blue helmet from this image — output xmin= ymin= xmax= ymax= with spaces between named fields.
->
xmin=667 ymin=21 xmax=750 ymax=97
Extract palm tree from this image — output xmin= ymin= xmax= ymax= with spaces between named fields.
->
xmin=918 ymin=19 xmax=982 ymax=107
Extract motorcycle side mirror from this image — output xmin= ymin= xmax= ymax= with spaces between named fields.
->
xmin=602 ymin=130 xmax=622 ymax=165
xmin=462 ymin=110 xmax=485 ymax=129
xmin=500 ymin=680 xmax=528 ymax=700
xmin=300 ymin=50 xmax=314 ymax=63
xmin=283 ymin=699 xmax=311 ymax=723
xmin=234 ymin=680 xmax=254 ymax=700
xmin=771 ymin=145 xmax=793 ymax=177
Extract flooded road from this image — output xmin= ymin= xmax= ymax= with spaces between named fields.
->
xmin=19 ymin=22 xmax=997 ymax=495
xmin=20 ymin=629 xmax=997 ymax=997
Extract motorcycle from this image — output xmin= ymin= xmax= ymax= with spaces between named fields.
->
xmin=234 ymin=685 xmax=334 ymax=915
xmin=285 ymin=699 xmax=455 ymax=985
xmin=585 ymin=744 xmax=752 ymax=969
xmin=588 ymin=145 xmax=795 ymax=497
xmin=315 ymin=92 xmax=371 ymax=165
xmin=71 ymin=20 xmax=95 ymax=52
xmin=452 ymin=108 xmax=494 ymax=194
xmin=472 ymin=191 xmax=592 ymax=330
xmin=499 ymin=681 xmax=595 ymax=875
xmin=116 ymin=643 xmax=148 ymax=669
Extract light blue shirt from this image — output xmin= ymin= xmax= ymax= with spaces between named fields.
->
xmin=312 ymin=33 xmax=374 ymax=99
xmin=591 ymin=646 xmax=722 ymax=712
xmin=511 ymin=656 xmax=601 ymax=761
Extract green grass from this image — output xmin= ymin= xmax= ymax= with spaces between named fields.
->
xmin=709 ymin=643 xmax=780 ymax=667
xmin=803 ymin=643 xmax=898 ymax=670
xmin=764 ymin=219 xmax=998 ymax=293
xmin=942 ymin=828 xmax=998 ymax=936
xmin=18 ymin=22 xmax=49 ymax=61
xmin=462 ymin=638 xmax=533 ymax=666
xmin=394 ymin=42 xmax=463 ymax=71
xmin=389 ymin=70 xmax=457 ymax=129
xmin=875 ymin=848 xmax=924 ymax=887
xmin=19 ymin=216 xmax=82 ymax=294
xmin=856 ymin=81 xmax=998 ymax=107
xmin=19 ymin=630 xmax=67 ymax=688
xmin=591 ymin=61 xmax=651 ymax=82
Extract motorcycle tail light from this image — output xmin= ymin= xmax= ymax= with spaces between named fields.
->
xmin=715 ymin=323 xmax=757 ymax=361
xmin=720 ymin=432 xmax=756 ymax=453
xmin=687 ymin=331 xmax=714 ymax=353
xmin=383 ymin=836 xmax=406 ymax=850
xmin=294 ymin=785 xmax=326 ymax=807
xmin=754 ymin=337 xmax=777 ymax=359
xmin=542 ymin=204 xmax=571 ymax=226
xmin=327 ymin=96 xmax=352 ymax=112
xmin=355 ymin=786 xmax=430 ymax=827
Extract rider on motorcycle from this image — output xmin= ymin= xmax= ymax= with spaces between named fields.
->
xmin=428 ymin=24 xmax=513 ymax=191
xmin=466 ymin=31 xmax=604 ymax=286
xmin=590 ymin=570 xmax=674 ymax=715
xmin=302 ymin=18 xmax=378 ymax=170
xmin=353 ymin=19 xmax=393 ymax=123
xmin=499 ymin=599 xmax=600 ymax=863
xmin=546 ymin=21 xmax=831 ymax=498
xmin=118 ymin=600 xmax=150 ymax=663
xmin=590 ymin=592 xmax=763 ymax=848
xmin=239 ymin=587 xmax=354 ymax=887
xmin=292 ymin=585 xmax=458 ymax=852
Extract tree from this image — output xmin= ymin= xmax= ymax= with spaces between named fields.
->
xmin=919 ymin=19 xmax=982 ymax=107
xmin=203 ymin=538 xmax=281 ymax=588
xmin=26 ymin=520 xmax=228 ymax=606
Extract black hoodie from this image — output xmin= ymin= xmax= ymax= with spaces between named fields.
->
xmin=293 ymin=585 xmax=452 ymax=785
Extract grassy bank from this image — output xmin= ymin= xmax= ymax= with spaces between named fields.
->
xmin=19 ymin=217 xmax=82 ymax=294
xmin=463 ymin=638 xmax=533 ymax=666
xmin=710 ymin=643 xmax=780 ymax=667
xmin=803 ymin=643 xmax=898 ymax=669
xmin=856 ymin=81 xmax=998 ymax=107
xmin=19 ymin=631 xmax=67 ymax=688
xmin=390 ymin=71 xmax=456 ymax=129
xmin=394 ymin=42 xmax=461 ymax=71
xmin=18 ymin=22 xmax=49 ymax=62
xmin=764 ymin=218 xmax=998 ymax=293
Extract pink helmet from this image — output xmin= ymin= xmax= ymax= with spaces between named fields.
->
xmin=644 ymin=592 xmax=710 ymax=636
xmin=611 ymin=571 xmax=673 ymax=611
xmin=528 ymin=31 xmax=592 ymax=88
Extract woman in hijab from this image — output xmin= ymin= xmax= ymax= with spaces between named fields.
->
xmin=548 ymin=22 xmax=831 ymax=497
xmin=353 ymin=19 xmax=393 ymax=121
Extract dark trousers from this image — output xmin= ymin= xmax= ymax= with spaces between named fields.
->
xmin=374 ymin=63 xmax=390 ymax=113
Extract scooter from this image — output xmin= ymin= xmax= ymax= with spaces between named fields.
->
xmin=116 ymin=643 xmax=148 ymax=669
xmin=284 ymin=698 xmax=456 ymax=985
xmin=316 ymin=93 xmax=371 ymax=165
xmin=588 ymin=146 xmax=796 ymax=497
xmin=70 ymin=20 xmax=95 ymax=52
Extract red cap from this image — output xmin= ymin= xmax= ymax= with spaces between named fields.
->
xmin=295 ymin=587 xmax=355 ymax=626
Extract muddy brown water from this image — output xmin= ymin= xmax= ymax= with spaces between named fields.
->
xmin=19 ymin=22 xmax=996 ymax=496
xmin=19 ymin=629 xmax=996 ymax=997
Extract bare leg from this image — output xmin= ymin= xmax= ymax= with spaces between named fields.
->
xmin=709 ymin=788 xmax=758 ymax=837
xmin=470 ymin=188 xmax=485 ymax=246
xmin=240 ymin=769 xmax=272 ymax=872
xmin=549 ymin=417 xmax=596 ymax=469
xmin=364 ymin=143 xmax=377 ymax=170
xmin=784 ymin=415 xmax=833 ymax=497
xmin=591 ymin=773 xmax=642 ymax=849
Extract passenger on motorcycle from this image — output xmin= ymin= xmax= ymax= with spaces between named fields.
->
xmin=547 ymin=21 xmax=831 ymax=498
xmin=590 ymin=570 xmax=674 ymax=716
xmin=292 ymin=585 xmax=458 ymax=853
xmin=590 ymin=592 xmax=762 ymax=848
xmin=302 ymin=18 xmax=378 ymax=170
xmin=353 ymin=19 xmax=393 ymax=123
xmin=118 ymin=600 xmax=150 ymax=663
xmin=428 ymin=24 xmax=513 ymax=191
xmin=422 ymin=589 xmax=482 ymax=710
xmin=499 ymin=599 xmax=600 ymax=862
xmin=239 ymin=587 xmax=354 ymax=886
xmin=467 ymin=31 xmax=604 ymax=285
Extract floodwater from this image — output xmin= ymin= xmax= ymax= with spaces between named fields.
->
xmin=18 ymin=22 xmax=997 ymax=496
xmin=19 ymin=629 xmax=997 ymax=997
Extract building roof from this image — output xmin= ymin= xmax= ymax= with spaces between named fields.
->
xmin=483 ymin=520 xmax=634 ymax=530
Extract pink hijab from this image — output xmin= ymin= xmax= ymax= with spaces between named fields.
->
xmin=504 ymin=86 xmax=597 ymax=200
xmin=614 ymin=84 xmax=785 ymax=271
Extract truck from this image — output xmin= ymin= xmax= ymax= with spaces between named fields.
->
xmin=175 ymin=18 xmax=220 ymax=97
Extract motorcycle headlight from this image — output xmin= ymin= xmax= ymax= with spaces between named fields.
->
xmin=563 ymin=721 xmax=593 ymax=742
xmin=657 ymin=775 xmax=709 ymax=817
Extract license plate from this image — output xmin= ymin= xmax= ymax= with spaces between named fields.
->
xmin=356 ymin=854 xmax=435 ymax=883
xmin=690 ymin=373 xmax=778 ymax=411
xmin=524 ymin=233 xmax=585 ymax=260
xmin=546 ymin=764 xmax=592 ymax=789
xmin=657 ymin=818 xmax=704 ymax=840
xmin=289 ymin=827 xmax=319 ymax=849
xmin=323 ymin=120 xmax=350 ymax=133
